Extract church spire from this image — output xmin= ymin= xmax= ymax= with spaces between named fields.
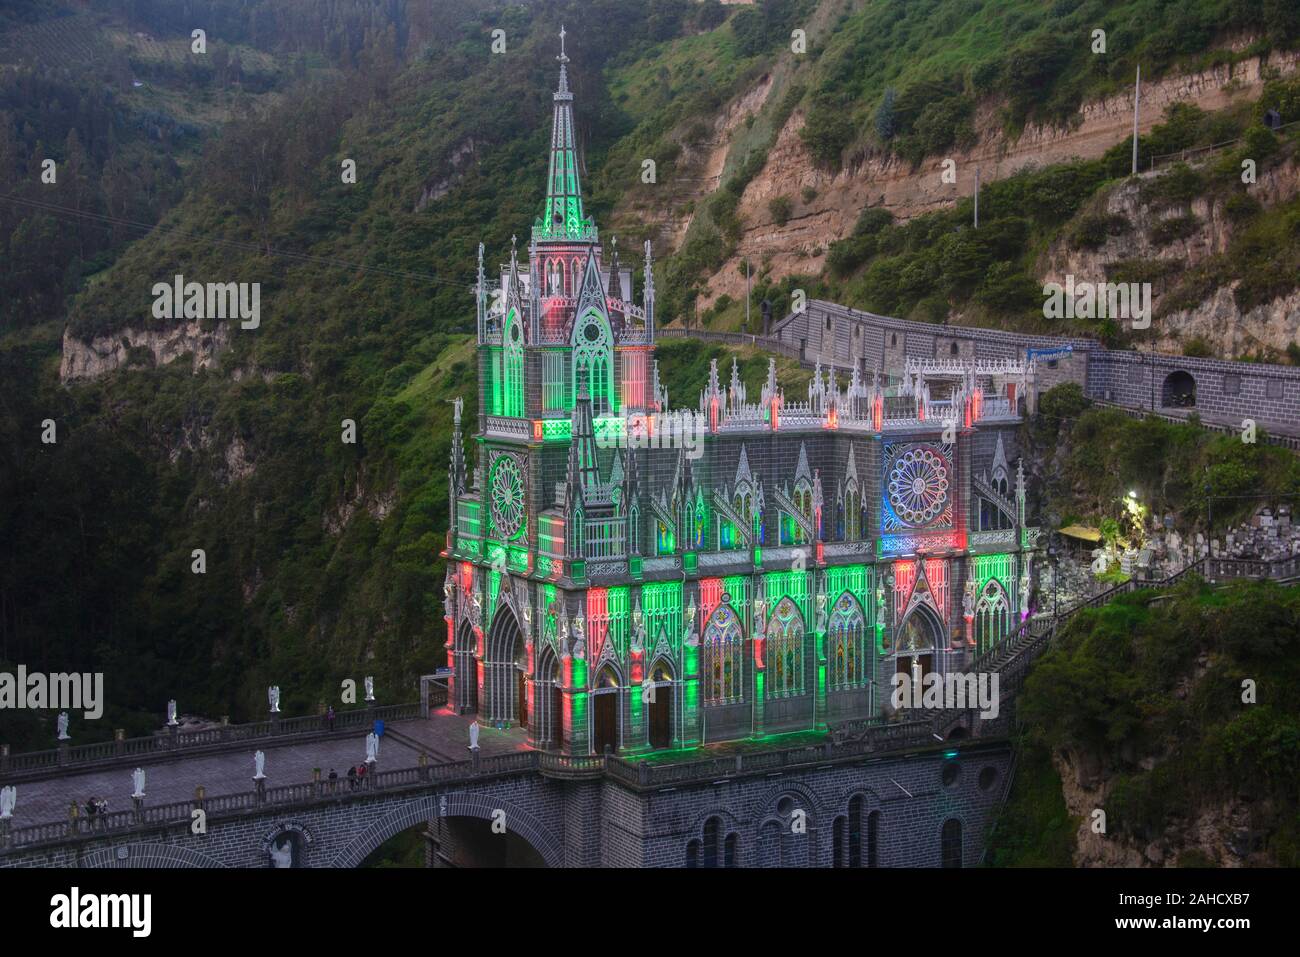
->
xmin=537 ymin=26 xmax=595 ymax=243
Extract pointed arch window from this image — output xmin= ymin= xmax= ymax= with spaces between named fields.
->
xmin=974 ymin=580 xmax=1010 ymax=654
xmin=828 ymin=593 xmax=867 ymax=691
xmin=702 ymin=605 xmax=745 ymax=706
xmin=502 ymin=308 xmax=525 ymax=418
xmin=656 ymin=520 xmax=674 ymax=556
xmin=573 ymin=309 xmax=614 ymax=416
xmin=793 ymin=480 xmax=813 ymax=545
xmin=766 ymin=597 xmax=805 ymax=698
xmin=843 ymin=478 xmax=860 ymax=540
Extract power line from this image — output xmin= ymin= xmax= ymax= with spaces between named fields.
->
xmin=0 ymin=191 xmax=476 ymax=290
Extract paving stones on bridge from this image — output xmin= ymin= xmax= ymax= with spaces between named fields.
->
xmin=391 ymin=711 xmax=531 ymax=761
xmin=8 ymin=730 xmax=421 ymax=827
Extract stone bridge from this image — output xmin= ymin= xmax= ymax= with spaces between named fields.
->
xmin=0 ymin=715 xmax=1015 ymax=868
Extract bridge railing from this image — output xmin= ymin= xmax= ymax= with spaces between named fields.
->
xmin=0 ymin=703 xmax=422 ymax=778
xmin=605 ymin=718 xmax=939 ymax=789
xmin=3 ymin=711 xmax=1003 ymax=852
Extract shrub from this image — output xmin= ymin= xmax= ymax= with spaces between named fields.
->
xmin=1070 ymin=212 xmax=1129 ymax=249
xmin=768 ymin=195 xmax=792 ymax=225
xmin=1150 ymin=214 xmax=1200 ymax=246
xmin=799 ymin=96 xmax=855 ymax=167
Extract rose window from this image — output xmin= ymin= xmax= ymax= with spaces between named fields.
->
xmin=490 ymin=456 xmax=526 ymax=540
xmin=887 ymin=448 xmax=949 ymax=526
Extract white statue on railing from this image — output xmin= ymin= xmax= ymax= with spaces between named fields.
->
xmin=468 ymin=719 xmax=480 ymax=751
xmin=254 ymin=750 xmax=266 ymax=780
xmin=56 ymin=711 xmax=70 ymax=741
xmin=0 ymin=785 xmax=15 ymax=819
xmin=364 ymin=676 xmax=375 ymax=702
xmin=132 ymin=767 xmax=146 ymax=799
xmin=365 ymin=732 xmax=379 ymax=764
xmin=166 ymin=700 xmax=178 ymax=727
xmin=268 ymin=686 xmax=280 ymax=713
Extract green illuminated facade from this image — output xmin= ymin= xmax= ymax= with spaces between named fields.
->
xmin=441 ymin=39 xmax=1040 ymax=756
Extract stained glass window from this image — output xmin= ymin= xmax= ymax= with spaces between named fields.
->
xmin=828 ymin=593 xmax=867 ymax=690
xmin=766 ymin=597 xmax=805 ymax=697
xmin=702 ymin=605 xmax=745 ymax=706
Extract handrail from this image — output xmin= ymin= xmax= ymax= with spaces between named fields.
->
xmin=0 ymin=702 xmax=425 ymax=778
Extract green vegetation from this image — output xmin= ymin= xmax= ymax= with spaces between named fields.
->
xmin=0 ymin=0 xmax=732 ymax=750
xmin=800 ymin=0 xmax=1298 ymax=163
xmin=652 ymin=337 xmax=812 ymax=401
xmin=1031 ymin=384 xmax=1300 ymax=532
xmin=362 ymin=827 xmax=426 ymax=868
xmin=983 ymin=741 xmax=1079 ymax=867
xmin=1019 ymin=580 xmax=1300 ymax=864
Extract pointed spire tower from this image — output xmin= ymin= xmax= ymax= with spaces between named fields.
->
xmin=537 ymin=26 xmax=596 ymax=244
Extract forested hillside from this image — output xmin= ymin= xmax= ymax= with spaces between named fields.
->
xmin=2 ymin=0 xmax=1299 ymax=751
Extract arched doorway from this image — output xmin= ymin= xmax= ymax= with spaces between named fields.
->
xmin=484 ymin=606 xmax=527 ymax=726
xmin=1161 ymin=370 xmax=1196 ymax=408
xmin=894 ymin=605 xmax=944 ymax=696
xmin=646 ymin=657 xmax=675 ymax=750
xmin=591 ymin=666 xmax=621 ymax=754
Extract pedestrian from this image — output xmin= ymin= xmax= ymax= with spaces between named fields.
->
xmin=347 ymin=765 xmax=357 ymax=790
xmin=373 ymin=716 xmax=384 ymax=739
xmin=357 ymin=763 xmax=367 ymax=786
xmin=328 ymin=768 xmax=338 ymax=792
xmin=326 ymin=705 xmax=335 ymax=731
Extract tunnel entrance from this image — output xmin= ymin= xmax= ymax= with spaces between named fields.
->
xmin=1161 ymin=370 xmax=1196 ymax=408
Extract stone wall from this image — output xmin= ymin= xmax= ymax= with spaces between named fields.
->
xmin=777 ymin=301 xmax=1300 ymax=430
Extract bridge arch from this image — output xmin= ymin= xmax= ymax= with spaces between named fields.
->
xmin=331 ymin=792 xmax=564 ymax=868
xmin=80 ymin=842 xmax=229 ymax=869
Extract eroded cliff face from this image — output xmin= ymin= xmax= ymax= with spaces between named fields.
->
xmin=1040 ymin=156 xmax=1300 ymax=356
xmin=1054 ymin=747 xmax=1268 ymax=868
xmin=614 ymin=72 xmax=778 ymax=248
xmin=59 ymin=320 xmax=231 ymax=383
xmin=694 ymin=47 xmax=1300 ymax=306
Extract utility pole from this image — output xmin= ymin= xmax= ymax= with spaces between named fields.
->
xmin=973 ymin=166 xmax=980 ymax=228
xmin=1131 ymin=65 xmax=1141 ymax=176
xmin=744 ymin=259 xmax=751 ymax=332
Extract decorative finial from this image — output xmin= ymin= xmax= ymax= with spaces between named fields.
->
xmin=558 ymin=25 xmax=568 ymax=63
xmin=511 ymin=233 xmax=517 ymax=251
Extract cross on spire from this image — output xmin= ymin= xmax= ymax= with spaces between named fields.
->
xmin=558 ymin=25 xmax=568 ymax=63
